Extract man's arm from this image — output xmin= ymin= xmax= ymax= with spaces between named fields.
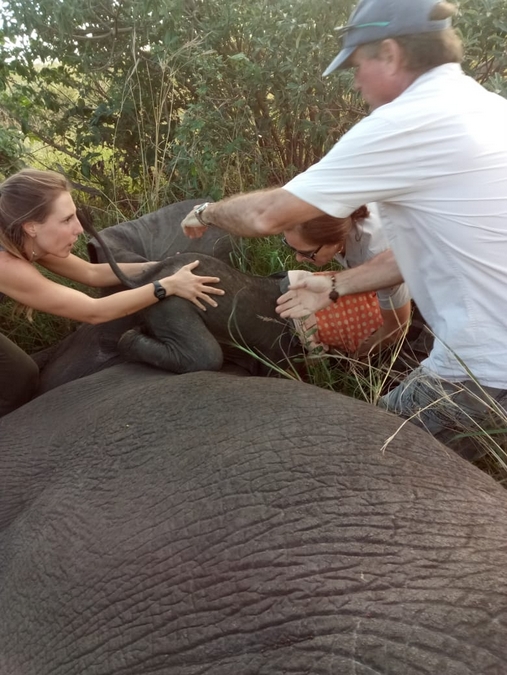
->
xmin=276 ymin=250 xmax=404 ymax=318
xmin=334 ymin=249 xmax=403 ymax=295
xmin=181 ymin=188 xmax=324 ymax=238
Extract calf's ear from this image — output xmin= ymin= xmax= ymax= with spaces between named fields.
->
xmin=86 ymin=199 xmax=239 ymax=265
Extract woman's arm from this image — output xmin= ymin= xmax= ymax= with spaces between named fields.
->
xmin=0 ymin=256 xmax=224 ymax=324
xmin=276 ymin=250 xmax=403 ymax=318
xmin=356 ymin=301 xmax=412 ymax=357
xmin=40 ymin=253 xmax=157 ymax=287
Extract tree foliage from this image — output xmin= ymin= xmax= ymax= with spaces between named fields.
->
xmin=0 ymin=0 xmax=506 ymax=210
xmin=0 ymin=0 xmax=359 ymax=206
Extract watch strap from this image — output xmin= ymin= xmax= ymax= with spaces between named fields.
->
xmin=153 ymin=280 xmax=166 ymax=301
xmin=194 ymin=202 xmax=211 ymax=226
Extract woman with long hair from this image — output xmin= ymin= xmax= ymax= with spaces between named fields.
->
xmin=0 ymin=168 xmax=224 ymax=416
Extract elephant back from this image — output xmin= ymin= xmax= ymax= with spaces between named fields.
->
xmin=1 ymin=368 xmax=507 ymax=675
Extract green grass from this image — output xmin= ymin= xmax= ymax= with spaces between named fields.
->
xmin=0 ymin=301 xmax=77 ymax=354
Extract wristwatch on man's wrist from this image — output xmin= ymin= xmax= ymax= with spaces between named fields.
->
xmin=153 ymin=280 xmax=167 ymax=301
xmin=194 ymin=202 xmax=211 ymax=226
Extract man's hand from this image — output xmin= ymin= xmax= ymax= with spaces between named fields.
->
xmin=181 ymin=207 xmax=208 ymax=239
xmin=276 ymin=272 xmax=334 ymax=318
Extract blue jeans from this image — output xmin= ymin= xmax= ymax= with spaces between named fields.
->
xmin=378 ymin=366 xmax=507 ymax=460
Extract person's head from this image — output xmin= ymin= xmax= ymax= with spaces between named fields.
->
xmin=0 ymin=168 xmax=82 ymax=261
xmin=283 ymin=205 xmax=369 ymax=267
xmin=324 ymin=0 xmax=462 ymax=109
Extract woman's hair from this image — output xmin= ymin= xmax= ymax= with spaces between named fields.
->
xmin=294 ymin=205 xmax=369 ymax=247
xmin=0 ymin=168 xmax=71 ymax=259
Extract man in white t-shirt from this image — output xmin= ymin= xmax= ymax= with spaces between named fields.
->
xmin=181 ymin=0 xmax=507 ymax=457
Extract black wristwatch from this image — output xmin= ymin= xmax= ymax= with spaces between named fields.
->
xmin=194 ymin=202 xmax=211 ymax=226
xmin=153 ymin=280 xmax=167 ymax=301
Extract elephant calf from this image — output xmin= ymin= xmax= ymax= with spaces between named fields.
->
xmin=82 ymin=214 xmax=302 ymax=376
xmin=114 ymin=251 xmax=301 ymax=375
xmin=33 ymin=251 xmax=302 ymax=395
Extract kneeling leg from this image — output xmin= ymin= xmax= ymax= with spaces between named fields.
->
xmin=118 ymin=305 xmax=223 ymax=374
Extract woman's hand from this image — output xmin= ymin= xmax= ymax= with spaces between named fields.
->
xmin=355 ymin=331 xmax=383 ymax=359
xmin=161 ymin=260 xmax=224 ymax=311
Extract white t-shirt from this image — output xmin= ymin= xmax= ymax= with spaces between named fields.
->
xmin=284 ymin=64 xmax=507 ymax=387
xmin=337 ymin=203 xmax=410 ymax=311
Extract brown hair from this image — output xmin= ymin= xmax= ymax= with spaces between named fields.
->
xmin=0 ymin=168 xmax=71 ymax=260
xmin=361 ymin=3 xmax=463 ymax=73
xmin=294 ymin=205 xmax=369 ymax=247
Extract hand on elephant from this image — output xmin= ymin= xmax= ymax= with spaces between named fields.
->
xmin=181 ymin=207 xmax=208 ymax=239
xmin=276 ymin=271 xmax=334 ymax=318
xmin=165 ymin=260 xmax=224 ymax=311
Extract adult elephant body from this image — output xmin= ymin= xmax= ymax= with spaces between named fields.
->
xmin=1 ymin=365 xmax=507 ymax=674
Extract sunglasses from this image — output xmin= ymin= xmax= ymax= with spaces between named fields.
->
xmin=282 ymin=236 xmax=324 ymax=261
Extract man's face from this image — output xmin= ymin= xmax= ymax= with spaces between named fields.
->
xmin=349 ymin=45 xmax=403 ymax=110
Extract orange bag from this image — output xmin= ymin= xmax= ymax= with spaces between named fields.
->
xmin=315 ymin=290 xmax=383 ymax=354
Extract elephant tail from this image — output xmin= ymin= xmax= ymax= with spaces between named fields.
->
xmin=80 ymin=214 xmax=137 ymax=289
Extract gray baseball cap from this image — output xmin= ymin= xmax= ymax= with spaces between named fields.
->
xmin=323 ymin=0 xmax=453 ymax=76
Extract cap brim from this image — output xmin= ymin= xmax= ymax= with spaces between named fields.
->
xmin=322 ymin=46 xmax=355 ymax=77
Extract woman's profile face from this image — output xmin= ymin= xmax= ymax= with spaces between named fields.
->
xmin=29 ymin=192 xmax=83 ymax=259
xmin=283 ymin=229 xmax=340 ymax=267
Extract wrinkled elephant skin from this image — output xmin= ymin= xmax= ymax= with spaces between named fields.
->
xmin=1 ymin=366 xmax=507 ymax=674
